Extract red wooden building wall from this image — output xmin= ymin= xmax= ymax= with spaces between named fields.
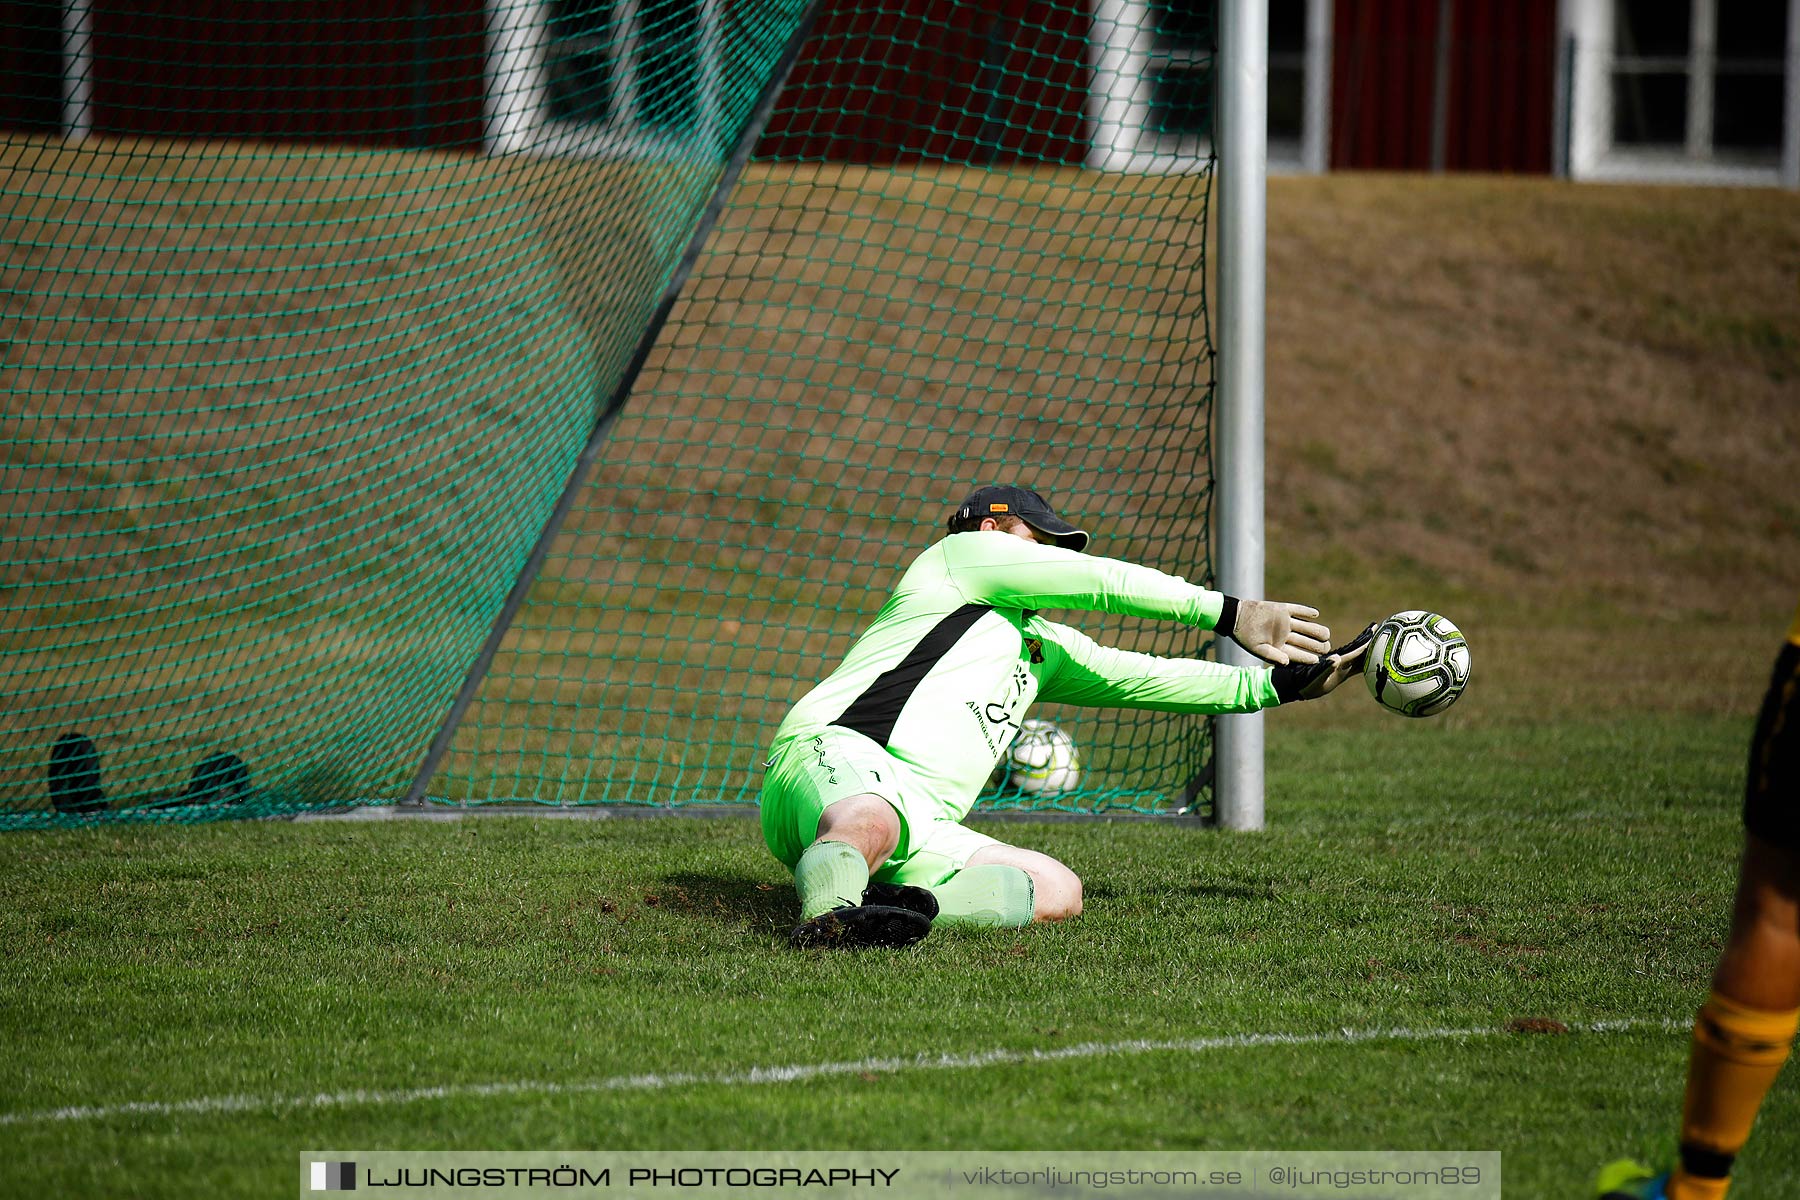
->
xmin=1332 ymin=0 xmax=1557 ymax=173
xmin=94 ymin=0 xmax=487 ymax=148
xmin=5 ymin=0 xmax=1561 ymax=173
xmin=0 ymin=0 xmax=487 ymax=150
xmin=756 ymin=0 xmax=1093 ymax=164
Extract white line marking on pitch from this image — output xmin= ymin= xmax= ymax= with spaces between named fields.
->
xmin=0 ymin=1017 xmax=1687 ymax=1127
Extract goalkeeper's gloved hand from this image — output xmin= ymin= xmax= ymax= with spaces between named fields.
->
xmin=1270 ymin=622 xmax=1377 ymax=702
xmin=1216 ymin=595 xmax=1331 ymax=665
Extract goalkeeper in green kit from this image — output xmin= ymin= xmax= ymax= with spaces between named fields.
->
xmin=761 ymin=485 xmax=1373 ymax=949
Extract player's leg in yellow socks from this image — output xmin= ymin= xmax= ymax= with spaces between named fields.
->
xmin=1598 ymin=631 xmax=1800 ymax=1200
xmin=1668 ymin=836 xmax=1800 ymax=1200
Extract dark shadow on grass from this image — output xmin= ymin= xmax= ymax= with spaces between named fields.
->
xmin=659 ymin=871 xmax=795 ymax=931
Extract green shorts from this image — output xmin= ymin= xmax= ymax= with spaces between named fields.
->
xmin=759 ymin=726 xmax=1000 ymax=887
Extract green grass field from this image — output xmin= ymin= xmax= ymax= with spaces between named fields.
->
xmin=7 ymin=142 xmax=1798 ymax=1198
xmin=4 ymin=709 xmax=1794 ymax=1198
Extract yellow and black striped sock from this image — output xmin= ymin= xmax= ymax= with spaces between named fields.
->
xmin=1669 ymin=991 xmax=1799 ymax=1200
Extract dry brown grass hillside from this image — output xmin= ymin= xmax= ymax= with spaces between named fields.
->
xmin=3 ymin=150 xmax=1796 ymax=808
xmin=1259 ymin=175 xmax=1798 ymax=720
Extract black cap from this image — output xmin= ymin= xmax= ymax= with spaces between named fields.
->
xmin=948 ymin=485 xmax=1090 ymax=553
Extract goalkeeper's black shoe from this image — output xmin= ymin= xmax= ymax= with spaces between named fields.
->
xmin=862 ymin=881 xmax=939 ymax=920
xmin=789 ymin=904 xmax=932 ymax=950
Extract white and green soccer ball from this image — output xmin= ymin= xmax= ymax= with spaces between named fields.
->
xmin=1364 ymin=610 xmax=1471 ymax=718
xmin=993 ymin=718 xmax=1082 ymax=795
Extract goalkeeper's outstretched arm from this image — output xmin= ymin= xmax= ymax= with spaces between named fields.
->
xmin=1034 ymin=622 xmax=1374 ymax=713
xmin=936 ymin=531 xmax=1331 ymax=664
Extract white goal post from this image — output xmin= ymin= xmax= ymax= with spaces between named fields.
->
xmin=1215 ymin=0 xmax=1270 ymax=831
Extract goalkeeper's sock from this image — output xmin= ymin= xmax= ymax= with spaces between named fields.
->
xmin=1669 ymin=991 xmax=1799 ymax=1200
xmin=929 ymin=865 xmax=1036 ymax=928
xmin=793 ymin=841 xmax=871 ymax=921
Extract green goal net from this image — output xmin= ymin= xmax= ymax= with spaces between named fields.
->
xmin=2 ymin=0 xmax=1218 ymax=827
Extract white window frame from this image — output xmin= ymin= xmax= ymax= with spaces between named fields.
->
xmin=1270 ymin=0 xmax=1332 ymax=173
xmin=485 ymin=0 xmax=726 ymax=159
xmin=1562 ymin=0 xmax=1800 ymax=186
xmin=1087 ymin=0 xmax=1332 ymax=173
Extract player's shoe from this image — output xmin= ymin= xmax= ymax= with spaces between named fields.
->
xmin=862 ymin=881 xmax=939 ymax=920
xmin=1595 ymin=1159 xmax=1669 ymax=1200
xmin=788 ymin=904 xmax=931 ymax=949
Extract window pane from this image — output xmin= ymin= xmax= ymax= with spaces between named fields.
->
xmin=546 ymin=1 xmax=621 ymax=124
xmin=1615 ymin=0 xmax=1691 ymax=58
xmin=1713 ymin=72 xmax=1785 ymax=150
xmin=638 ymin=0 xmax=700 ymax=131
xmin=1717 ymin=1 xmax=1788 ymax=66
xmin=1270 ymin=0 xmax=1306 ymax=56
xmin=1612 ymin=71 xmax=1688 ymax=144
xmin=550 ymin=0 xmax=614 ymax=39
xmin=1269 ymin=65 xmax=1304 ymax=141
xmin=1150 ymin=0 xmax=1214 ymax=51
xmin=1148 ymin=66 xmax=1211 ymax=136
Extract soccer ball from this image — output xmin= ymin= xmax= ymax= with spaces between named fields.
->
xmin=1363 ymin=610 xmax=1471 ymax=718
xmin=992 ymin=718 xmax=1081 ymax=795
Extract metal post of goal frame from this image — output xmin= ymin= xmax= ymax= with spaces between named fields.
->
xmin=1213 ymin=0 xmax=1268 ymax=831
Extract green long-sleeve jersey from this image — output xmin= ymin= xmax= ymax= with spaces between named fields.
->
xmin=771 ymin=532 xmax=1281 ymax=819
